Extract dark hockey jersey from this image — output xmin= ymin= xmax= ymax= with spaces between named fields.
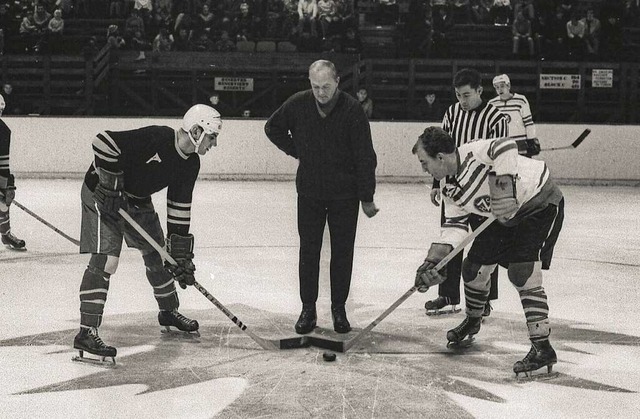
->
xmin=0 ymin=119 xmax=11 ymax=184
xmin=84 ymin=125 xmax=200 ymax=235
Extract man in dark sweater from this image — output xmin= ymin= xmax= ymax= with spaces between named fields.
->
xmin=264 ymin=59 xmax=379 ymax=335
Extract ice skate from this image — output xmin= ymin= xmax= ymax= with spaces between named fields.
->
xmin=482 ymin=301 xmax=492 ymax=320
xmin=513 ymin=339 xmax=558 ymax=378
xmin=2 ymin=232 xmax=26 ymax=251
xmin=446 ymin=316 xmax=481 ymax=349
xmin=72 ymin=327 xmax=117 ymax=367
xmin=159 ymin=309 xmax=200 ymax=337
xmin=425 ymin=296 xmax=461 ymax=316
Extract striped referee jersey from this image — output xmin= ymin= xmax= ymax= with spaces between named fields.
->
xmin=442 ymin=101 xmax=509 ymax=146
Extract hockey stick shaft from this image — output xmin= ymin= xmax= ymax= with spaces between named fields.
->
xmin=542 ymin=128 xmax=591 ymax=151
xmin=343 ymin=215 xmax=496 ymax=352
xmin=117 ymin=208 xmax=280 ymax=350
xmin=12 ymin=199 xmax=80 ymax=246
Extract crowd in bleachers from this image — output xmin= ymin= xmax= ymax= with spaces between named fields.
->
xmin=0 ymin=0 xmax=361 ymax=55
xmin=403 ymin=0 xmax=639 ymax=60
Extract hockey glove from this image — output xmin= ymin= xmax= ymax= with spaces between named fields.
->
xmin=488 ymin=173 xmax=519 ymax=224
xmin=0 ymin=175 xmax=15 ymax=206
xmin=165 ymin=233 xmax=196 ymax=289
xmin=415 ymin=243 xmax=453 ymax=292
xmin=93 ymin=169 xmax=126 ymax=220
xmin=516 ymin=138 xmax=541 ymax=157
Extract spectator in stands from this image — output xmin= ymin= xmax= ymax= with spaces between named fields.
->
xmin=1 ymin=83 xmax=21 ymax=115
xmin=340 ymin=25 xmax=362 ymax=53
xmin=297 ymin=0 xmax=318 ymax=37
xmin=317 ymin=0 xmax=337 ymax=39
xmin=48 ymin=8 xmax=63 ymax=34
xmin=107 ymin=24 xmax=126 ymax=50
xmin=335 ymin=0 xmax=354 ymax=33
xmin=209 ymin=92 xmax=233 ymax=116
xmin=193 ymin=30 xmax=215 ymax=51
xmin=265 ymin=0 xmax=285 ymax=38
xmin=131 ymin=29 xmax=151 ymax=59
xmin=33 ymin=3 xmax=52 ymax=32
xmin=600 ymin=9 xmax=622 ymax=61
xmin=541 ymin=6 xmax=568 ymax=59
xmin=512 ymin=9 xmax=534 ymax=57
xmin=557 ymin=0 xmax=575 ymax=23
xmin=19 ymin=15 xmax=39 ymax=53
xmin=565 ymin=11 xmax=585 ymax=59
xmin=452 ymin=0 xmax=471 ymax=24
xmin=174 ymin=9 xmax=195 ymax=40
xmin=416 ymin=90 xmax=444 ymax=121
xmin=472 ymin=0 xmax=494 ymax=25
xmin=197 ymin=4 xmax=216 ymax=36
xmin=134 ymin=0 xmax=153 ymax=24
xmin=235 ymin=2 xmax=257 ymax=40
xmin=432 ymin=5 xmax=454 ymax=57
xmin=405 ymin=0 xmax=433 ymax=57
xmin=110 ymin=0 xmax=125 ymax=18
xmin=124 ymin=9 xmax=146 ymax=42
xmin=513 ymin=0 xmax=534 ymax=20
xmin=173 ymin=27 xmax=194 ymax=50
xmin=357 ymin=87 xmax=373 ymax=118
xmin=152 ymin=25 xmax=174 ymax=51
xmin=491 ymin=0 xmax=511 ymax=26
xmin=215 ymin=29 xmax=237 ymax=50
xmin=282 ymin=0 xmax=300 ymax=36
xmin=581 ymin=8 xmax=600 ymax=58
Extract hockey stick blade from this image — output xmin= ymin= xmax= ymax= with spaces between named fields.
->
xmin=542 ymin=128 xmax=591 ymax=152
xmin=342 ymin=215 xmax=496 ymax=353
xmin=117 ymin=209 xmax=308 ymax=351
xmin=12 ymin=199 xmax=80 ymax=246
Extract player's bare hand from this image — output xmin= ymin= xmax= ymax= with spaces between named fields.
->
xmin=430 ymin=188 xmax=441 ymax=206
xmin=362 ymin=201 xmax=379 ymax=218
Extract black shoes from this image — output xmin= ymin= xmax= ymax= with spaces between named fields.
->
xmin=295 ymin=306 xmax=317 ymax=334
xmin=294 ymin=305 xmax=352 ymax=334
xmin=332 ymin=305 xmax=351 ymax=334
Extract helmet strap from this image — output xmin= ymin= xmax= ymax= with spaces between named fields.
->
xmin=187 ymin=127 xmax=206 ymax=150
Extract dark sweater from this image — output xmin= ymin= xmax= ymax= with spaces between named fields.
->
xmin=265 ymin=89 xmax=377 ymax=202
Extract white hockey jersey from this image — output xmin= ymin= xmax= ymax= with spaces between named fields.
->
xmin=488 ymin=93 xmax=536 ymax=141
xmin=438 ymin=137 xmax=551 ymax=246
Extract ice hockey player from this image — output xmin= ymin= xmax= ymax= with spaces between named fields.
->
xmin=0 ymin=93 xmax=26 ymax=251
xmin=489 ymin=74 xmax=541 ymax=158
xmin=73 ymin=104 xmax=222 ymax=365
xmin=412 ymin=126 xmax=564 ymax=377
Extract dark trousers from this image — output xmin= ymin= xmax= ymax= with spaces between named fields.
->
xmin=297 ymin=194 xmax=360 ymax=308
xmin=437 ymin=206 xmax=498 ymax=301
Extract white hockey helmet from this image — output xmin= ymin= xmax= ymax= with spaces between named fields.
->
xmin=492 ymin=74 xmax=511 ymax=88
xmin=182 ymin=104 xmax=222 ymax=148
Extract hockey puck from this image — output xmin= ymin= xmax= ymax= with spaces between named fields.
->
xmin=322 ymin=352 xmax=336 ymax=362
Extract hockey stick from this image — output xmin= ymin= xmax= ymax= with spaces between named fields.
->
xmin=117 ymin=208 xmax=308 ymax=351
xmin=12 ymin=199 xmax=80 ymax=246
xmin=542 ymin=128 xmax=591 ymax=152
xmin=334 ymin=215 xmax=497 ymax=353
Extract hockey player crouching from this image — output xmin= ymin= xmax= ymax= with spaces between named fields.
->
xmin=73 ymin=104 xmax=222 ymax=365
xmin=412 ymin=126 xmax=564 ymax=377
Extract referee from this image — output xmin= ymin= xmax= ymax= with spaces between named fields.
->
xmin=425 ymin=68 xmax=508 ymax=316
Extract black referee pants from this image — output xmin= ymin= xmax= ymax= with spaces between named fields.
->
xmin=297 ymin=194 xmax=360 ymax=308
xmin=437 ymin=206 xmax=499 ymax=302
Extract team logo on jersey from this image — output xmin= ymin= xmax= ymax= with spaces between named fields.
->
xmin=504 ymin=114 xmax=512 ymax=123
xmin=146 ymin=153 xmax=162 ymax=164
xmin=474 ymin=195 xmax=492 ymax=213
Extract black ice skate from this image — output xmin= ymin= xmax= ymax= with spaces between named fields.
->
xmin=482 ymin=301 xmax=492 ymax=320
xmin=513 ymin=339 xmax=558 ymax=378
xmin=425 ymin=296 xmax=461 ymax=316
xmin=2 ymin=232 xmax=26 ymax=251
xmin=446 ymin=316 xmax=482 ymax=349
xmin=159 ymin=309 xmax=200 ymax=337
xmin=72 ymin=327 xmax=117 ymax=366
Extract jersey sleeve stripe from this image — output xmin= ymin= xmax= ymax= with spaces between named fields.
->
xmin=167 ymin=208 xmax=191 ymax=219
xmin=92 ymin=146 xmax=119 ymax=163
xmin=96 ymin=132 xmax=122 ymax=155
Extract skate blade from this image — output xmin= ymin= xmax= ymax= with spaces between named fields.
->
xmin=515 ymin=363 xmax=558 ymax=381
xmin=3 ymin=245 xmax=27 ymax=252
xmin=446 ymin=336 xmax=475 ymax=349
xmin=426 ymin=307 xmax=461 ymax=316
xmin=160 ymin=326 xmax=201 ymax=338
xmin=72 ymin=352 xmax=116 ymax=367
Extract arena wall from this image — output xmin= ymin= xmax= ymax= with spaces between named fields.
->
xmin=6 ymin=117 xmax=640 ymax=185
